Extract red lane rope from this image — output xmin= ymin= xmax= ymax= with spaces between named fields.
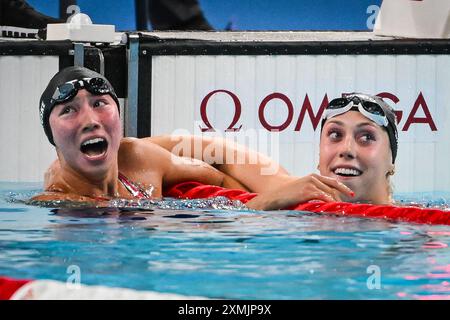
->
xmin=164 ymin=182 xmax=450 ymax=225
xmin=0 ymin=277 xmax=30 ymax=300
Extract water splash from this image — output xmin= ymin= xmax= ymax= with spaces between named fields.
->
xmin=14 ymin=191 xmax=248 ymax=212
xmin=6 ymin=187 xmax=450 ymax=214
xmin=109 ymin=196 xmax=248 ymax=211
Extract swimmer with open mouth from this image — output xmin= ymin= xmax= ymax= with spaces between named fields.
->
xmin=318 ymin=93 xmax=398 ymax=204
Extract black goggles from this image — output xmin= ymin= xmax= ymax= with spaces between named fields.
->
xmin=50 ymin=77 xmax=113 ymax=105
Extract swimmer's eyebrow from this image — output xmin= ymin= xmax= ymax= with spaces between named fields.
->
xmin=356 ymin=122 xmax=379 ymax=129
xmin=58 ymin=93 xmax=109 ymax=106
xmin=325 ymin=120 xmax=344 ymax=126
xmin=325 ymin=120 xmax=378 ymax=129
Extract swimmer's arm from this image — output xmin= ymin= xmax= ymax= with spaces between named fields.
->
xmin=145 ymin=135 xmax=290 ymax=193
xmin=163 ymin=155 xmax=249 ymax=191
xmin=122 ymin=138 xmax=249 ymax=191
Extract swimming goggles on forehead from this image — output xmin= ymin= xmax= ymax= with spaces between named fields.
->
xmin=322 ymin=95 xmax=389 ymax=127
xmin=50 ymin=77 xmax=112 ymax=105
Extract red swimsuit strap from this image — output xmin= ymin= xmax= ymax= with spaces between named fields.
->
xmin=118 ymin=172 xmax=151 ymax=199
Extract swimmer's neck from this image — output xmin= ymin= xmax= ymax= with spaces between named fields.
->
xmin=55 ymin=160 xmax=120 ymax=199
xmin=372 ymin=187 xmax=394 ymax=205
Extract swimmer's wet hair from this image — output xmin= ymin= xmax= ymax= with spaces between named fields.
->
xmin=39 ymin=66 xmax=120 ymax=146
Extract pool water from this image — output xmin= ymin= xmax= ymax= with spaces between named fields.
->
xmin=1 ymin=182 xmax=450 ymax=299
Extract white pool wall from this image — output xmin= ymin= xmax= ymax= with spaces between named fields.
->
xmin=0 ymin=56 xmax=57 ymax=183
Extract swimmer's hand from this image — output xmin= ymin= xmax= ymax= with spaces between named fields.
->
xmin=245 ymin=174 xmax=354 ymax=211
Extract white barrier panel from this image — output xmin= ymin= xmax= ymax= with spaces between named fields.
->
xmin=151 ymin=54 xmax=450 ymax=194
xmin=0 ymin=56 xmax=58 ymax=182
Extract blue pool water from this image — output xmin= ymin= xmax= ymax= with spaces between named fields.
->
xmin=1 ymin=182 xmax=450 ymax=299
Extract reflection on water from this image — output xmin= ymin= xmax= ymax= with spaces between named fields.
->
xmin=0 ymin=184 xmax=449 ymax=299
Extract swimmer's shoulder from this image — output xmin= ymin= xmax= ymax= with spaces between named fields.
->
xmin=119 ymin=137 xmax=163 ymax=152
xmin=30 ymin=191 xmax=99 ymax=204
xmin=119 ymin=137 xmax=145 ymax=161
xmin=119 ymin=137 xmax=140 ymax=151
xmin=32 ymin=180 xmax=97 ymax=203
xmin=118 ymin=137 xmax=172 ymax=168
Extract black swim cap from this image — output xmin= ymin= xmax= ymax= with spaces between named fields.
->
xmin=39 ymin=66 xmax=120 ymax=146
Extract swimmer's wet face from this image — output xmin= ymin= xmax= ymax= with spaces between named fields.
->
xmin=321 ymin=93 xmax=398 ymax=163
xmin=40 ymin=66 xmax=120 ymax=146
xmin=49 ymin=89 xmax=122 ymax=178
xmin=319 ymin=111 xmax=394 ymax=204
xmin=40 ymin=66 xmax=122 ymax=179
